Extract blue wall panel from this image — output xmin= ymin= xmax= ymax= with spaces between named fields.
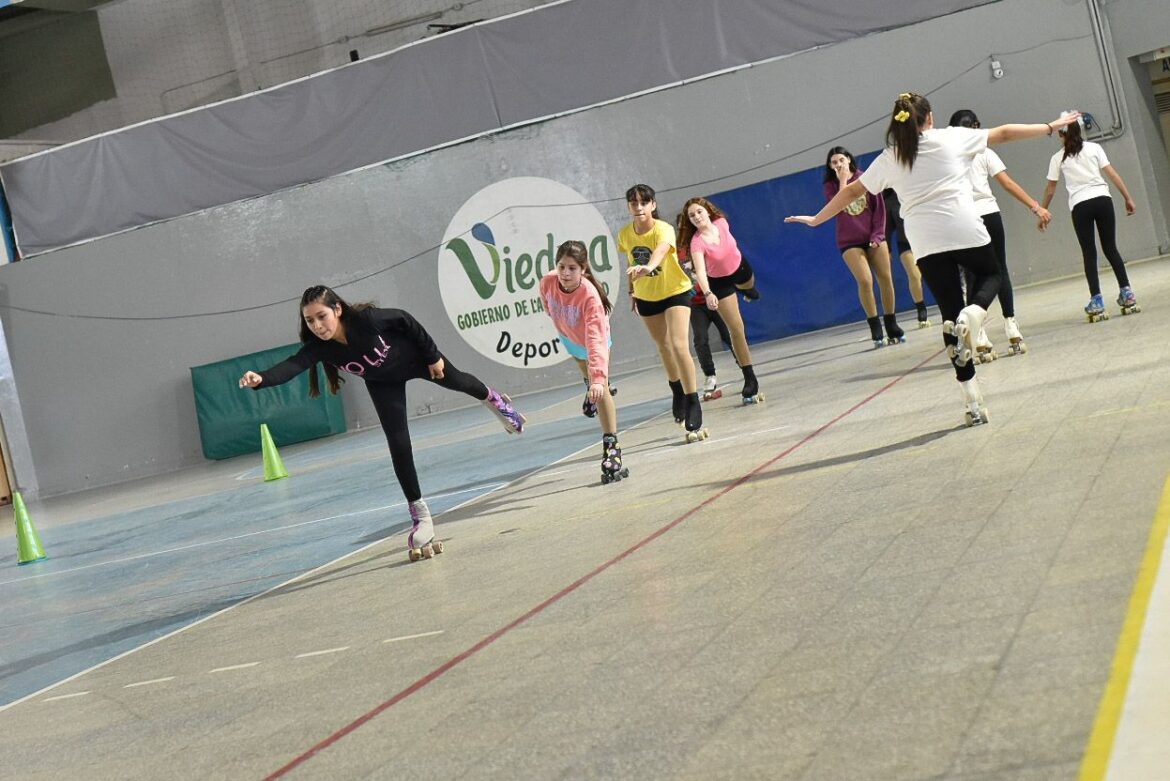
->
xmin=702 ymin=150 xmax=934 ymax=344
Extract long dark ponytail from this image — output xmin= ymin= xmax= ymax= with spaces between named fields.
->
xmin=1061 ymin=120 xmax=1084 ymax=162
xmin=555 ymin=240 xmax=613 ymax=315
xmin=298 ymin=285 xmax=372 ymax=398
xmin=885 ymin=92 xmax=932 ymax=171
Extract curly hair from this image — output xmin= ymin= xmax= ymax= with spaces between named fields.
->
xmin=675 ymin=197 xmax=728 ymax=255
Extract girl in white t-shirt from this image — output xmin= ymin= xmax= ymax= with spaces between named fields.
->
xmin=1040 ymin=115 xmax=1138 ymax=318
xmin=949 ymin=109 xmax=1053 ymax=358
xmin=787 ymin=93 xmax=1079 ymax=426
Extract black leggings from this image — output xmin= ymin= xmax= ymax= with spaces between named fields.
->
xmin=963 ymin=212 xmax=1014 ymax=317
xmin=917 ymin=243 xmax=1000 ymax=382
xmin=1072 ymin=195 xmax=1129 ymax=295
xmin=690 ymin=304 xmax=733 ymax=377
xmin=366 ymin=358 xmax=487 ymax=502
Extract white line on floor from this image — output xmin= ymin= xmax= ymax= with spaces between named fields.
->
xmin=294 ymin=647 xmax=350 ymax=659
xmin=383 ymin=630 xmax=444 ymax=644
xmin=0 ymin=483 xmax=505 ymax=588
xmin=123 ymin=677 xmax=175 ymax=688
xmin=43 ymin=691 xmax=90 ymax=702
xmin=208 ymin=662 xmax=260 ymax=674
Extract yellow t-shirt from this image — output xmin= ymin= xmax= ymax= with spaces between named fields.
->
xmin=616 ymin=219 xmax=693 ymax=302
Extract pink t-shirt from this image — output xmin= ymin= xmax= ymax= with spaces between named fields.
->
xmin=539 ymin=273 xmax=610 ymax=385
xmin=689 ymin=217 xmax=743 ymax=279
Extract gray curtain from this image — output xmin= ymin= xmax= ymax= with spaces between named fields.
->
xmin=0 ymin=0 xmax=997 ymax=256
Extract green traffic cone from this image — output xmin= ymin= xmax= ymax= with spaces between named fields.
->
xmin=260 ymin=423 xmax=288 ymax=481
xmin=13 ymin=491 xmax=47 ymax=565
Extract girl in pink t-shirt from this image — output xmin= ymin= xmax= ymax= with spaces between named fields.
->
xmin=539 ymin=240 xmax=628 ymax=484
xmin=676 ymin=197 xmax=764 ymax=404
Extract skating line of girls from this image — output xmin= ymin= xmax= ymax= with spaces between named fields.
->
xmin=238 ymin=94 xmax=1139 ymax=562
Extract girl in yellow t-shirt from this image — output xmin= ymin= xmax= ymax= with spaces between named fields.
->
xmin=616 ymin=184 xmax=707 ymax=441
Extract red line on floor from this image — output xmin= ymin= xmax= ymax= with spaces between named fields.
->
xmin=264 ymin=349 xmax=945 ymax=780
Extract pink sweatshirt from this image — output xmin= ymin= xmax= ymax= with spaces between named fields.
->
xmin=539 ymin=272 xmax=610 ymax=385
xmin=688 ymin=217 xmax=743 ymax=278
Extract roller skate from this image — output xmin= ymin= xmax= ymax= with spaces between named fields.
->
xmin=944 ymin=304 xmax=986 ymax=366
xmin=883 ymin=314 xmax=906 ymax=345
xmin=741 ymin=286 xmax=761 ymax=302
xmin=740 ymin=365 xmax=764 ymax=405
xmin=1004 ymin=317 xmax=1027 ymax=356
xmin=1085 ymin=293 xmax=1109 ymax=323
xmin=959 ymin=378 xmax=989 ymax=427
xmin=600 ymin=433 xmax=629 ymax=484
xmin=867 ymin=316 xmax=885 ymax=350
xmin=407 ymin=499 xmax=444 ymax=562
xmin=683 ymin=393 xmax=709 ymax=443
xmin=483 ymin=387 xmax=526 ymax=434
xmin=916 ymin=301 xmax=932 ymax=328
xmin=669 ymin=379 xmax=686 ymax=425
xmin=1117 ymin=287 xmax=1141 ymax=316
xmin=974 ymin=327 xmax=997 ymax=364
xmin=581 ymin=381 xmax=617 ymax=418
xmin=701 ymin=374 xmax=722 ymax=401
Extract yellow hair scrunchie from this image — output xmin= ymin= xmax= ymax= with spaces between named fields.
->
xmin=898 ymin=92 xmax=913 ymax=101
xmin=894 ymin=110 xmax=911 ymax=123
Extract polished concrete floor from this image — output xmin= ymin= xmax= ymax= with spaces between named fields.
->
xmin=2 ymin=259 xmax=1169 ymax=780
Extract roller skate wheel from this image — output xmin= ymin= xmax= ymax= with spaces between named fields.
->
xmin=422 ymin=543 xmax=435 ymax=559
xmin=408 ymin=548 xmax=423 ymax=562
xmin=917 ymin=320 xmax=932 ymax=329
xmin=433 ymin=540 xmax=445 ymax=555
xmin=887 ymin=336 xmax=907 ymax=345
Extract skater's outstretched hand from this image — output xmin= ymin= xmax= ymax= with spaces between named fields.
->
xmin=428 ymin=358 xmax=445 ymax=380
xmin=238 ymin=371 xmax=263 ymax=389
xmin=784 ymin=215 xmax=817 ymax=227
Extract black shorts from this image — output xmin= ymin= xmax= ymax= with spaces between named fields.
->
xmin=882 ymin=190 xmax=912 ymax=255
xmin=839 ymin=243 xmax=872 ymax=255
xmin=634 ymin=290 xmax=694 ymax=317
xmin=708 ymin=258 xmax=755 ymax=300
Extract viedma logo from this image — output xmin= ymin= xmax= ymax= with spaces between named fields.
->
xmin=438 ymin=177 xmax=621 ymax=369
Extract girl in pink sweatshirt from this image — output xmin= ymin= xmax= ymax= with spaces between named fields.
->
xmin=539 ymin=240 xmax=628 ymax=484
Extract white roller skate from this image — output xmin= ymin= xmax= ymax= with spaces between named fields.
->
xmin=1117 ymin=287 xmax=1141 ymax=316
xmin=974 ymin=326 xmax=997 ymax=364
xmin=483 ymin=387 xmax=526 ymax=434
xmin=945 ymin=304 xmax=986 ymax=366
xmin=600 ymin=434 xmax=629 ymax=484
xmin=702 ymin=374 xmax=722 ymax=401
xmin=407 ymin=499 xmax=444 ymax=562
xmin=1085 ymin=294 xmax=1109 ymax=323
xmin=1004 ymin=317 xmax=1027 ymax=356
xmin=959 ymin=378 xmax=989 ymax=427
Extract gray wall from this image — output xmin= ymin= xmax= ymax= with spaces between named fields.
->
xmin=1 ymin=0 xmax=1167 ymax=497
xmin=9 ymin=0 xmax=550 ymax=144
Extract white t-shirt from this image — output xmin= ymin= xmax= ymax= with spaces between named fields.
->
xmin=969 ymin=148 xmax=1007 ymax=217
xmin=859 ymin=127 xmax=991 ymax=259
xmin=1047 ymin=141 xmax=1111 ymax=210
